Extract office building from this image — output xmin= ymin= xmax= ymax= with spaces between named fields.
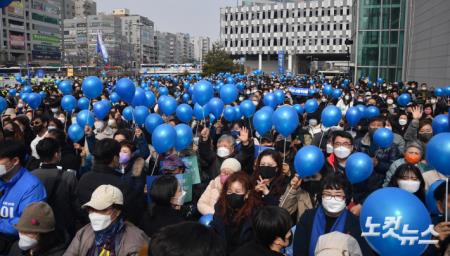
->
xmin=193 ymin=36 xmax=211 ymax=64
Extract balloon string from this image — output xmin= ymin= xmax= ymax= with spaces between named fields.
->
xmin=150 ymin=153 xmax=159 ymax=176
xmin=279 ymin=186 xmax=293 ymax=208
xmin=318 ymin=130 xmax=325 ymax=149
xmin=283 ymin=138 xmax=287 ymax=164
xmin=446 ymin=178 xmax=448 ymax=222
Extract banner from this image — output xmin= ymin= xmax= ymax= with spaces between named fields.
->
xmin=278 ymin=50 xmax=285 ymax=74
xmin=96 ymin=31 xmax=109 ymax=64
xmin=288 ymin=87 xmax=309 ymax=96
xmin=6 ymin=0 xmax=24 ymax=17
xmin=9 ymin=34 xmax=25 ymax=49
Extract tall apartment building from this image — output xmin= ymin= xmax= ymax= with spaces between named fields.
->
xmin=74 ymin=0 xmax=96 ymax=17
xmin=193 ymin=36 xmax=211 ymax=64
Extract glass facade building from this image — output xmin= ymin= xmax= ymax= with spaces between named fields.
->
xmin=355 ymin=0 xmax=407 ymax=82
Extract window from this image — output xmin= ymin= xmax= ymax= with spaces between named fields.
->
xmin=346 ymin=23 xmax=350 ymax=30
xmin=340 ymin=8 xmax=344 ymax=15
xmin=339 ymin=24 xmax=343 ymax=30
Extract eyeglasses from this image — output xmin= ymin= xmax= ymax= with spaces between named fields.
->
xmin=322 ymin=194 xmax=345 ymax=202
xmin=333 ymin=142 xmax=352 ymax=148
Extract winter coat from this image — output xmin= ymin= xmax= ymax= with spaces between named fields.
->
xmin=197 ymin=176 xmax=222 ymax=215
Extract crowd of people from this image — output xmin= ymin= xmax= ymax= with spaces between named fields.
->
xmin=0 ymin=72 xmax=448 ymax=256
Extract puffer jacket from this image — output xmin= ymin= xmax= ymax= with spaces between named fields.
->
xmin=197 ymin=176 xmax=222 ymax=215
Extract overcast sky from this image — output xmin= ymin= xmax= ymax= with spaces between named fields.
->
xmin=96 ymin=0 xmax=238 ymax=41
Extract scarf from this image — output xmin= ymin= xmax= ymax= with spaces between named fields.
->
xmin=309 ymin=206 xmax=348 ymax=256
xmin=88 ymin=218 xmax=125 ymax=256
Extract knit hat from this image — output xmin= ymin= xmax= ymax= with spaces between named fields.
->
xmin=82 ymin=185 xmax=124 ymax=211
xmin=15 ymin=202 xmax=55 ymax=233
xmin=220 ymin=158 xmax=241 ymax=173
xmin=315 ymin=231 xmax=362 ymax=256
xmin=405 ymin=140 xmax=424 ymax=155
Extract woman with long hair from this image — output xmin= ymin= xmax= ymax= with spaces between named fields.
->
xmin=388 ymin=163 xmax=426 ymax=203
xmin=211 ymin=171 xmax=263 ymax=254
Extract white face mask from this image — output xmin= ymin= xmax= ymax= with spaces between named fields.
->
xmin=399 ymin=119 xmax=407 ymax=126
xmin=94 ymin=121 xmax=104 ymax=131
xmin=217 ymin=147 xmax=231 ymax=158
xmin=51 ymin=108 xmax=58 ymax=113
xmin=431 ymin=99 xmax=437 ymax=104
xmin=322 ymin=197 xmax=346 ymax=213
xmin=252 ymin=100 xmax=259 ymax=106
xmin=173 ymin=190 xmax=186 ymax=206
xmin=334 ymin=146 xmax=351 ymax=159
xmin=89 ymin=212 xmax=112 ymax=231
xmin=309 ymin=119 xmax=318 ymax=127
xmin=58 ymin=117 xmax=66 ymax=124
xmin=344 ymin=95 xmax=350 ymax=101
xmin=387 ymin=99 xmax=394 ymax=105
xmin=18 ymin=233 xmax=38 ymax=251
xmin=238 ymin=96 xmax=244 ymax=101
xmin=107 ymin=119 xmax=116 ymax=127
xmin=326 ymin=144 xmax=334 ymax=154
xmin=48 ymin=126 xmax=56 ymax=131
xmin=398 ymin=180 xmax=421 ymax=193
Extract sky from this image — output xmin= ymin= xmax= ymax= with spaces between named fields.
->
xmin=96 ymin=0 xmax=238 ymax=41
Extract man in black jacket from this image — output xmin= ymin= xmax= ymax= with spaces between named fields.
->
xmin=32 ymin=137 xmax=78 ymax=238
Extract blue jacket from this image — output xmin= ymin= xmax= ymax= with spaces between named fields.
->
xmin=0 ymin=167 xmax=47 ymax=236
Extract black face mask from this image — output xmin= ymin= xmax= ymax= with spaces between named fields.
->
xmin=418 ymin=132 xmax=433 ymax=143
xmin=3 ymin=129 xmax=14 ymax=138
xmin=259 ymin=166 xmax=277 ymax=180
xmin=226 ymin=193 xmax=245 ymax=209
xmin=301 ymin=180 xmax=321 ymax=195
xmin=32 ymin=125 xmax=43 ymax=134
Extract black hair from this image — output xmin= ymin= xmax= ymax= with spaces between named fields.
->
xmin=369 ymin=116 xmax=386 ymax=126
xmin=32 ymin=114 xmax=49 ymax=124
xmin=252 ymin=205 xmax=292 ymax=248
xmin=93 ymin=138 xmax=121 ymax=165
xmin=332 ymin=131 xmax=353 ymax=145
xmin=47 ymin=129 xmax=67 ymax=147
xmin=36 ymin=138 xmax=60 ymax=162
xmin=149 ymin=175 xmax=178 ymax=206
xmin=0 ymin=140 xmax=26 ymax=165
xmin=434 ymin=181 xmax=449 ymax=203
xmin=318 ymin=172 xmax=353 ymax=205
xmin=149 ymin=222 xmax=226 ymax=256
xmin=390 ymin=164 xmax=426 ymax=202
xmin=114 ymin=129 xmax=133 ymax=141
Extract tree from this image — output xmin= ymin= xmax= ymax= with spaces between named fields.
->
xmin=202 ymin=43 xmax=238 ymax=76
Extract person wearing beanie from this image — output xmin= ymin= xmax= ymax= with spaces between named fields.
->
xmin=197 ymin=158 xmax=242 ymax=215
xmin=383 ymin=140 xmax=428 ymax=187
xmin=8 ymin=202 xmax=67 ymax=256
xmin=64 ymin=185 xmax=149 ymax=256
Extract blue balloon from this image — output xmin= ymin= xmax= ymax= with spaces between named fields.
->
xmin=159 ymin=87 xmax=169 ymax=96
xmin=0 ymin=97 xmax=7 ymax=113
xmin=23 ymin=86 xmax=32 ymax=93
xmin=274 ymin=90 xmax=285 ymax=105
xmin=263 ymin=93 xmax=277 ymax=109
xmin=39 ymin=91 xmax=46 ymax=99
xmin=116 ymin=78 xmax=136 ymax=103
xmin=345 ymin=153 xmax=373 ymax=184
xmin=273 ymin=106 xmax=299 ymax=137
xmin=15 ymin=74 xmax=21 ymax=81
xmin=240 ymin=100 xmax=256 ymax=118
xmin=294 ymin=145 xmax=325 ymax=178
xmin=445 ymin=86 xmax=450 ymax=97
xmin=321 ymin=105 xmax=342 ymax=127
xmin=223 ymin=106 xmax=235 ymax=122
xmin=356 ymin=104 xmax=366 ymax=115
xmin=174 ymin=124 xmax=193 ymax=151
xmin=182 ymin=93 xmax=190 ymax=103
xmin=208 ymin=98 xmax=224 ymax=119
xmin=144 ymin=91 xmax=156 ymax=108
xmin=36 ymin=69 xmax=45 ymax=78
xmin=21 ymin=93 xmax=30 ymax=104
xmin=183 ymin=82 xmax=190 ymax=89
xmin=152 ymin=124 xmax=176 ymax=154
xmin=68 ymin=124 xmax=84 ymax=142
xmin=323 ymin=84 xmax=333 ymax=96
xmin=158 ymin=95 xmax=177 ymax=116
xmin=193 ymin=80 xmax=213 ymax=106
xmin=144 ymin=114 xmax=164 ymax=134
xmin=132 ymin=87 xmax=147 ymax=107
xmin=234 ymin=106 xmax=242 ymax=120
xmin=360 ymin=187 xmax=432 ymax=256
xmin=76 ymin=110 xmax=95 ymax=127
xmin=122 ymin=106 xmax=134 ymax=121
xmin=397 ymin=93 xmax=411 ymax=107
xmin=253 ymin=108 xmax=273 ymax=135
xmin=134 ymin=106 xmax=149 ymax=125
xmin=432 ymin=114 xmax=449 ymax=135
xmin=82 ymin=76 xmax=103 ymax=99
xmin=77 ymin=97 xmax=89 ymax=110
xmin=220 ymin=84 xmax=239 ymax=104
xmin=435 ymin=87 xmax=444 ymax=97
xmin=58 ymin=80 xmax=73 ymax=95
xmin=176 ymin=104 xmax=193 ymax=123
xmin=199 ymin=214 xmax=213 ymax=227
xmin=373 ymin=128 xmax=394 ymax=149
xmin=93 ymin=100 xmax=111 ymax=119
xmin=110 ymin=92 xmax=120 ymax=103
xmin=27 ymin=93 xmax=42 ymax=110
xmin=153 ymin=80 xmax=159 ymax=88
xmin=426 ymin=133 xmax=450 ymax=175
xmin=365 ymin=106 xmax=380 ymax=119
xmin=332 ymin=88 xmax=342 ymax=99
xmin=346 ymin=107 xmax=362 ymax=127
xmin=305 ymin=99 xmax=319 ymax=113
xmin=426 ymin=179 xmax=445 ymax=215
xmin=61 ymin=95 xmax=77 ymax=112
xmin=8 ymin=88 xmax=16 ymax=97
xmin=293 ymin=104 xmax=304 ymax=114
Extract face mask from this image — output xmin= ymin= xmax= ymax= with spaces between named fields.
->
xmin=71 ymin=117 xmax=77 ymax=124
xmin=230 ymin=130 xmax=240 ymax=139
xmin=302 ymin=180 xmax=321 ymax=195
xmin=32 ymin=125 xmax=43 ymax=133
xmin=431 ymin=99 xmax=437 ymax=104
xmin=344 ymin=95 xmax=350 ymax=101
xmin=404 ymin=153 xmax=421 ymax=164
xmin=238 ymin=96 xmax=244 ymax=101
xmin=220 ymin=174 xmax=229 ymax=185
xmin=387 ymin=99 xmax=394 ymax=105
xmin=94 ymin=121 xmax=104 ymax=131
xmin=398 ymin=180 xmax=421 ymax=193
xmin=0 ymin=163 xmax=14 ymax=176
xmin=252 ymin=100 xmax=259 ymax=106
xmin=58 ymin=117 xmax=66 ymax=124
xmin=226 ymin=193 xmax=245 ymax=209
xmin=108 ymin=119 xmax=116 ymax=127
xmin=399 ymin=119 xmax=407 ymax=126
xmin=309 ymin=119 xmax=318 ymax=126
xmin=48 ymin=125 xmax=56 ymax=131
xmin=418 ymin=132 xmax=433 ymax=143
xmin=259 ymin=166 xmax=277 ymax=180
xmin=18 ymin=233 xmax=38 ymax=251
xmin=326 ymin=144 xmax=334 ymax=154
xmin=17 ymin=103 xmax=24 ymax=108
xmin=321 ymin=98 xmax=327 ymax=103
xmin=119 ymin=152 xmax=131 ymax=165
xmin=89 ymin=212 xmax=112 ymax=231
xmin=173 ymin=190 xmax=186 ymax=206
xmin=334 ymin=146 xmax=351 ymax=159
xmin=51 ymin=108 xmax=58 ymax=113
xmin=322 ymin=197 xmax=346 ymax=213
xmin=217 ymin=147 xmax=231 ymax=158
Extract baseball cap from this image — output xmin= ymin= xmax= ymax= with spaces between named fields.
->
xmin=82 ymin=185 xmax=123 ymax=211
